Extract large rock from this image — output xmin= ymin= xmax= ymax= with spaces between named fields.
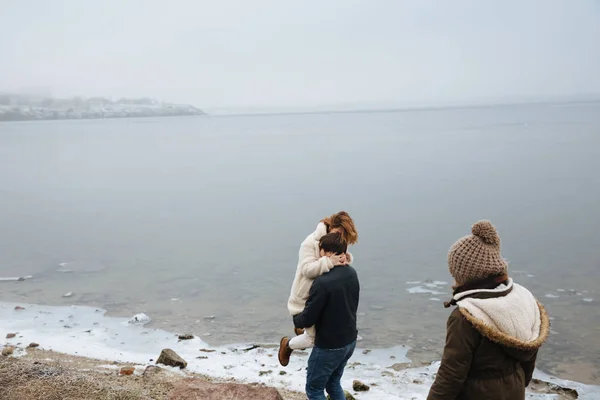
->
xmin=168 ymin=379 xmax=284 ymax=400
xmin=2 ymin=346 xmax=15 ymax=357
xmin=156 ymin=348 xmax=187 ymax=369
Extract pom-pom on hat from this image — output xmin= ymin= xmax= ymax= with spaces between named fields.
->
xmin=448 ymin=220 xmax=508 ymax=285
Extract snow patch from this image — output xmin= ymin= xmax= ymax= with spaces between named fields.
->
xmin=127 ymin=313 xmax=151 ymax=325
xmin=0 ymin=275 xmax=33 ymax=282
xmin=407 ymin=286 xmax=444 ymax=295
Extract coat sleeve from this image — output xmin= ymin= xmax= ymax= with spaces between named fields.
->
xmin=299 ymin=235 xmax=334 ymax=279
xmin=293 ymin=280 xmax=328 ymax=329
xmin=427 ymin=310 xmax=479 ymax=400
xmin=521 ymin=351 xmax=538 ymax=387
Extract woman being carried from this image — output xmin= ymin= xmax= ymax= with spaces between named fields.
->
xmin=278 ymin=211 xmax=358 ymax=367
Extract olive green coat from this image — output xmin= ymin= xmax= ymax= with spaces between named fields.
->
xmin=427 ymin=287 xmax=549 ymax=400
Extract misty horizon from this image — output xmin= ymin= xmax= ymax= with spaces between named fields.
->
xmin=1 ymin=1 xmax=599 ymax=112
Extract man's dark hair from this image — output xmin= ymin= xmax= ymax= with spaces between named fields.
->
xmin=319 ymin=233 xmax=348 ymax=255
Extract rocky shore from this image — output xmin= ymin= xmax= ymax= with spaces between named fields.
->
xmin=0 ymin=349 xmax=303 ymax=400
xmin=0 ymin=347 xmax=589 ymax=400
xmin=1 ymin=302 xmax=598 ymax=399
xmin=0 ymin=94 xmax=205 ymax=121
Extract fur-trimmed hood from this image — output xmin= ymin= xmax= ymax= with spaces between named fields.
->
xmin=454 ymin=279 xmax=549 ymax=359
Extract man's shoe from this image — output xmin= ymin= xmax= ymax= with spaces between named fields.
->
xmin=294 ymin=327 xmax=305 ymax=336
xmin=278 ymin=337 xmax=293 ymax=367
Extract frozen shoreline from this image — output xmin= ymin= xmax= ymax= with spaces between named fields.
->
xmin=1 ymin=302 xmax=599 ymax=399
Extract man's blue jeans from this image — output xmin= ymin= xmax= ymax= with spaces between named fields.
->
xmin=305 ymin=341 xmax=356 ymax=400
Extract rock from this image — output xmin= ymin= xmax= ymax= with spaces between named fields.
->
xmin=14 ymin=306 xmax=25 ymax=311
xmin=326 ymin=391 xmax=355 ymax=400
xmin=530 ymin=379 xmax=579 ymax=398
xmin=199 ymin=348 xmax=216 ymax=353
xmin=2 ymin=346 xmax=14 ymax=357
xmin=390 ymin=362 xmax=411 ymax=371
xmin=156 ymin=348 xmax=187 ymax=369
xmin=143 ymin=365 xmax=163 ymax=377
xmin=196 ymin=356 xmax=208 ymax=360
xmin=119 ymin=366 xmax=135 ymax=375
xmin=258 ymin=370 xmax=272 ymax=376
xmin=353 ymin=379 xmax=370 ymax=391
xmin=168 ymin=379 xmax=283 ymax=400
xmin=241 ymin=344 xmax=260 ymax=352
xmin=6 ymin=333 xmax=16 ymax=339
xmin=28 ymin=342 xmax=40 ymax=348
xmin=279 ymin=371 xmax=287 ymax=375
xmin=178 ymin=333 xmax=194 ymax=340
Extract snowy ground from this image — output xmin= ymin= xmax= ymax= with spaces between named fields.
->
xmin=1 ymin=302 xmax=599 ymax=399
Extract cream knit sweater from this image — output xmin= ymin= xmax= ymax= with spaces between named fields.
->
xmin=287 ymin=222 xmax=353 ymax=316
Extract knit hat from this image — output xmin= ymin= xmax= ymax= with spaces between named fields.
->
xmin=448 ymin=220 xmax=508 ymax=285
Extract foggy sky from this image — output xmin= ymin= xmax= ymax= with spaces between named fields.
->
xmin=1 ymin=0 xmax=599 ymax=110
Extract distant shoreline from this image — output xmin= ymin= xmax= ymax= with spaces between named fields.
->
xmin=0 ymin=94 xmax=206 ymax=122
xmin=0 ymin=112 xmax=206 ymax=123
xmin=0 ymin=107 xmax=205 ymax=122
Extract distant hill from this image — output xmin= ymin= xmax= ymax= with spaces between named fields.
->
xmin=0 ymin=94 xmax=206 ymax=121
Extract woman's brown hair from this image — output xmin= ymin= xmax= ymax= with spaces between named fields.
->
xmin=321 ymin=211 xmax=358 ymax=245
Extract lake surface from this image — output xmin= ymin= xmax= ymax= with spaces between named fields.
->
xmin=1 ymin=103 xmax=599 ymax=384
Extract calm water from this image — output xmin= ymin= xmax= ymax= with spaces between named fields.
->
xmin=1 ymin=103 xmax=599 ymax=383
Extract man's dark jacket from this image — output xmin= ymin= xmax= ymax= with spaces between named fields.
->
xmin=293 ymin=265 xmax=359 ymax=349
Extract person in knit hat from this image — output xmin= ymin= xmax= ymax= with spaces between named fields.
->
xmin=427 ymin=220 xmax=550 ymax=400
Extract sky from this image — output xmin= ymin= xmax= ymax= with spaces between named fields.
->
xmin=1 ymin=0 xmax=599 ymax=111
